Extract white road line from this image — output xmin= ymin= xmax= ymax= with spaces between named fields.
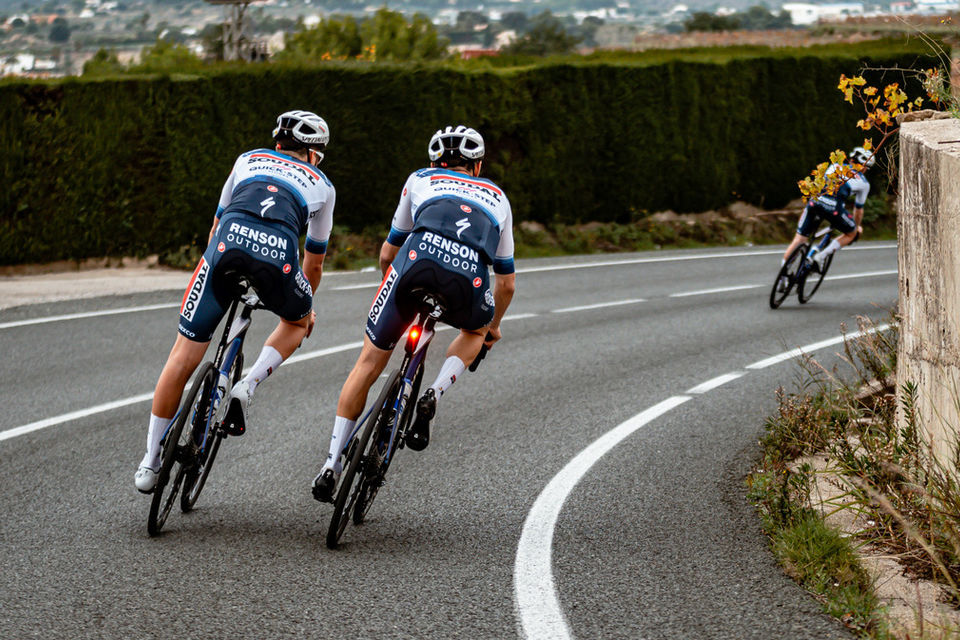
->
xmin=514 ymin=395 xmax=692 ymax=640
xmin=0 ymin=303 xmax=180 ymax=330
xmin=551 ymin=299 xmax=645 ymax=314
xmin=0 ymin=393 xmax=154 ymax=442
xmin=825 ymin=269 xmax=897 ymax=281
xmin=515 ymin=244 xmax=896 ymax=275
xmin=670 ymin=285 xmax=760 ymax=298
xmin=331 ymin=283 xmax=379 ymax=291
xmin=685 ymin=372 xmax=746 ymax=394
xmin=0 ymin=312 xmax=542 ymax=442
xmin=745 ymin=324 xmax=890 ymax=370
xmin=513 ymin=323 xmax=894 ymax=639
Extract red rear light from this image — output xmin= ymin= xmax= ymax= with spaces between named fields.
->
xmin=409 ymin=327 xmax=421 ymax=343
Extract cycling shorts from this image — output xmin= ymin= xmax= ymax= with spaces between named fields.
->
xmin=797 ymin=202 xmax=857 ymax=237
xmin=365 ymin=230 xmax=495 ymax=350
xmin=178 ymin=212 xmax=312 ymax=342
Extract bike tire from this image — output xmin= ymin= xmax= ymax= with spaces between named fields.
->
xmin=353 ymin=369 xmax=408 ymax=526
xmin=181 ymin=353 xmax=243 ymax=512
xmin=326 ymin=369 xmax=402 ymax=549
xmin=798 ymin=252 xmax=833 ymax=303
xmin=147 ymin=363 xmax=213 ymax=536
xmin=769 ymin=243 xmax=807 ymax=309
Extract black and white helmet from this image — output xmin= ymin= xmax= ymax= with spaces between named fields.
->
xmin=428 ymin=125 xmax=484 ymax=166
xmin=273 ymin=110 xmax=329 ymax=148
xmin=849 ymin=146 xmax=875 ymax=169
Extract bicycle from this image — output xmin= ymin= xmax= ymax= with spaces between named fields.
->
xmin=147 ymin=281 xmax=263 ymax=536
xmin=769 ymin=226 xmax=836 ymax=309
xmin=324 ymin=290 xmax=489 ymax=549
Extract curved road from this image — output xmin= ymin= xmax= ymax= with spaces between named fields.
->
xmin=0 ymin=244 xmax=897 ymax=639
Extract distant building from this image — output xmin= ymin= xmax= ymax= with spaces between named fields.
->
xmin=781 ymin=2 xmax=865 ymax=25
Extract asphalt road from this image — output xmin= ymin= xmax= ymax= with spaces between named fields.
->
xmin=0 ymin=244 xmax=897 ymax=639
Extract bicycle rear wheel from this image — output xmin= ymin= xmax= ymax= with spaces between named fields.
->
xmin=798 ymin=252 xmax=833 ymax=303
xmin=181 ymin=353 xmax=243 ymax=512
xmin=327 ymin=370 xmax=402 ymax=549
xmin=769 ymin=243 xmax=806 ymax=309
xmin=148 ymin=363 xmax=212 ymax=536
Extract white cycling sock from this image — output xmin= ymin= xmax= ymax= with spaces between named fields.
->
xmin=429 ymin=356 xmax=466 ymax=397
xmin=821 ymin=238 xmax=843 ymax=258
xmin=325 ymin=416 xmax=356 ymax=472
xmin=141 ymin=414 xmax=171 ymax=469
xmin=243 ymin=346 xmax=283 ymax=393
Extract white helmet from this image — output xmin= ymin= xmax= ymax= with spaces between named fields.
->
xmin=849 ymin=146 xmax=875 ymax=169
xmin=273 ymin=110 xmax=329 ymax=148
xmin=428 ymin=125 xmax=484 ymax=166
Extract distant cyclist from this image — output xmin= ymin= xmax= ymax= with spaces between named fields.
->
xmin=778 ymin=146 xmax=874 ymax=290
xmin=135 ymin=110 xmax=336 ymax=493
xmin=311 ymin=125 xmax=516 ymax=502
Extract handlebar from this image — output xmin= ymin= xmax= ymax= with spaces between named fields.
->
xmin=468 ymin=332 xmax=494 ymax=372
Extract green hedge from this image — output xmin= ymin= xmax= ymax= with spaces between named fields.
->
xmin=0 ymin=41 xmax=939 ymax=264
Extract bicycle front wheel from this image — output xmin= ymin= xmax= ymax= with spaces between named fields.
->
xmin=769 ymin=243 xmax=807 ymax=309
xmin=327 ymin=369 xmax=402 ymax=549
xmin=798 ymin=252 xmax=833 ymax=303
xmin=148 ymin=362 xmax=213 ymax=536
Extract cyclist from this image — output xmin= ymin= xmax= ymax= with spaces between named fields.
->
xmin=311 ymin=125 xmax=516 ymax=502
xmin=135 ymin=110 xmax=336 ymax=493
xmin=778 ymin=146 xmax=874 ymax=290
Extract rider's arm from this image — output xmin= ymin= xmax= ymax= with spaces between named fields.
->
xmin=379 ymin=241 xmax=401 ymax=276
xmin=303 ymin=250 xmax=325 ymax=292
xmin=487 ymin=200 xmax=516 ymax=345
xmin=303 ymin=186 xmax=335 ymax=289
xmin=486 ymin=272 xmax=516 ymax=345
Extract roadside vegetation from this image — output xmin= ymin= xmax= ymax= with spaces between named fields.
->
xmin=748 ymin=316 xmax=960 ymax=638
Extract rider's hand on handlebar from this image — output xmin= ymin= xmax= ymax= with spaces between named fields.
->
xmin=485 ymin=326 xmax=501 ymax=348
xmin=305 ymin=310 xmax=317 ymax=339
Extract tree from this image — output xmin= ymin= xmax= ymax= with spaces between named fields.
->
xmin=49 ymin=16 xmax=70 ymax=43
xmin=130 ymin=38 xmax=203 ymax=73
xmin=280 ymin=14 xmax=363 ymax=60
xmin=82 ymin=47 xmax=125 ymax=76
xmin=360 ymin=9 xmax=447 ymax=61
xmin=500 ymin=11 xmax=581 ymax=56
xmin=684 ymin=12 xmax=741 ymax=32
xmin=456 ymin=10 xmax=486 ymax=31
xmin=500 ymin=11 xmax=528 ymax=33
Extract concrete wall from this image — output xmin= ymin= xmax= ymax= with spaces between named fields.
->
xmin=898 ymin=118 xmax=960 ymax=464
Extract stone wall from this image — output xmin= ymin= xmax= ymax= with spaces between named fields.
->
xmin=898 ymin=117 xmax=960 ymax=464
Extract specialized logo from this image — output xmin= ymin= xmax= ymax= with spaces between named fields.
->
xmin=217 ymin=242 xmax=225 ymax=253
xmin=403 ymin=187 xmax=408 ymax=196
xmin=473 ymin=277 xmax=482 ymax=288
xmin=260 ymin=197 xmax=276 ymax=216
xmin=283 ymin=263 xmax=291 ymax=274
xmin=455 ymin=217 xmax=471 ymax=239
xmin=267 ymin=185 xmax=279 ymax=193
xmin=180 ymin=258 xmax=210 ymax=322
xmin=408 ymin=250 xmax=417 ymax=260
xmin=460 ymin=204 xmax=472 ymax=213
xmin=369 ymin=267 xmax=398 ymax=324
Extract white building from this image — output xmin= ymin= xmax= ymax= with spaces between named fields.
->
xmin=782 ymin=2 xmax=865 ymax=24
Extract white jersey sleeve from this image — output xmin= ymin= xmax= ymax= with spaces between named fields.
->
xmin=848 ymin=174 xmax=870 ymax=208
xmin=386 ymin=172 xmax=417 ymax=246
xmin=305 ymin=184 xmax=335 ymax=254
xmin=493 ymin=196 xmax=515 ymax=275
xmin=215 ymin=157 xmax=242 ymax=218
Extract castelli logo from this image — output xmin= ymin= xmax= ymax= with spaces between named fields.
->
xmin=267 ymin=185 xmax=279 ymax=193
xmin=473 ymin=277 xmax=482 ymax=288
xmin=283 ymin=264 xmax=291 ymax=274
xmin=460 ymin=204 xmax=472 ymax=213
xmin=408 ymin=250 xmax=417 ymax=260
xmin=217 ymin=242 xmax=225 ymax=253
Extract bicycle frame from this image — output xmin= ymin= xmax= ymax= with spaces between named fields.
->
xmin=341 ymin=301 xmax=443 ymax=467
